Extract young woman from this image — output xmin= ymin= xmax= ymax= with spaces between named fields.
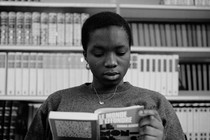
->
xmin=25 ymin=12 xmax=185 ymax=140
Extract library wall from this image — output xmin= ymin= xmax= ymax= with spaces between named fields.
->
xmin=0 ymin=0 xmax=210 ymax=139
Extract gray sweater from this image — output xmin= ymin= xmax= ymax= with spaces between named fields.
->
xmin=24 ymin=82 xmax=185 ymax=140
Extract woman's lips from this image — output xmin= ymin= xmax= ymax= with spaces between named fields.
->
xmin=103 ymin=72 xmax=119 ymax=80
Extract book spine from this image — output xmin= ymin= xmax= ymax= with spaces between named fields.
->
xmin=40 ymin=12 xmax=49 ymax=46
xmin=15 ymin=52 xmax=22 ymax=96
xmin=24 ymin=12 xmax=32 ymax=45
xmin=48 ymin=13 xmax=57 ymax=46
xmin=29 ymin=53 xmax=37 ymax=96
xmin=32 ymin=12 xmax=41 ymax=45
xmin=65 ymin=13 xmax=73 ymax=46
xmin=36 ymin=53 xmax=44 ymax=96
xmin=7 ymin=53 xmax=16 ymax=96
xmin=73 ymin=13 xmax=81 ymax=46
xmin=57 ymin=13 xmax=65 ymax=46
xmin=0 ymin=53 xmax=7 ymax=96
xmin=0 ymin=12 xmax=9 ymax=45
xmin=16 ymin=12 xmax=24 ymax=45
xmin=22 ymin=53 xmax=30 ymax=96
xmin=8 ymin=12 xmax=16 ymax=45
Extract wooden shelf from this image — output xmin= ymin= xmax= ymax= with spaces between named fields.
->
xmin=119 ymin=4 xmax=210 ymax=21
xmin=0 ymin=1 xmax=116 ymax=14
xmin=1 ymin=46 xmax=210 ymax=59
xmin=0 ymin=94 xmax=210 ymax=102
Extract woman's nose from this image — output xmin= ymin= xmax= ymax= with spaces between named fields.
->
xmin=104 ymin=53 xmax=117 ymax=68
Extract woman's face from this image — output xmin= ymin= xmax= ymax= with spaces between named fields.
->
xmin=85 ymin=26 xmax=130 ymax=88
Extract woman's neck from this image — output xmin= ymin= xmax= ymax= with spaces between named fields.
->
xmin=92 ymin=80 xmax=123 ymax=94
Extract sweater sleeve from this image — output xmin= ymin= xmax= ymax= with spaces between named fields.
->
xmin=157 ymin=95 xmax=186 ymax=140
xmin=24 ymin=93 xmax=62 ymax=140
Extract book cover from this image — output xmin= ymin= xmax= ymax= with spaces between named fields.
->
xmin=49 ymin=105 xmax=144 ymax=140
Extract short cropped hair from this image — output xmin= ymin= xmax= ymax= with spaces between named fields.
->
xmin=81 ymin=11 xmax=132 ymax=52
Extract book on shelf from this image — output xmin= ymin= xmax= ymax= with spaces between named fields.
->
xmin=131 ymin=23 xmax=139 ymax=46
xmin=37 ymin=53 xmax=44 ymax=96
xmin=57 ymin=13 xmax=65 ymax=46
xmin=181 ymin=23 xmax=188 ymax=47
xmin=40 ymin=12 xmax=49 ymax=46
xmin=170 ymin=23 xmax=177 ymax=47
xmin=175 ymin=24 xmax=183 ymax=47
xmin=48 ymin=13 xmax=57 ymax=46
xmin=159 ymin=23 xmax=166 ymax=47
xmin=65 ymin=13 xmax=74 ymax=46
xmin=29 ymin=53 xmax=37 ymax=96
xmin=48 ymin=105 xmax=144 ymax=140
xmin=165 ymin=23 xmax=172 ymax=47
xmin=8 ymin=12 xmax=16 ymax=45
xmin=201 ymin=24 xmax=207 ymax=47
xmin=0 ymin=12 xmax=9 ymax=45
xmin=148 ymin=23 xmax=156 ymax=46
xmin=154 ymin=23 xmax=161 ymax=47
xmin=24 ymin=12 xmax=32 ymax=45
xmin=32 ymin=12 xmax=41 ymax=45
xmin=0 ymin=52 xmax=7 ymax=96
xmin=137 ymin=23 xmax=145 ymax=46
xmin=15 ymin=52 xmax=22 ymax=96
xmin=22 ymin=53 xmax=30 ymax=96
xmin=143 ymin=23 xmax=150 ymax=46
xmin=186 ymin=24 xmax=193 ymax=47
xmin=16 ymin=12 xmax=24 ymax=45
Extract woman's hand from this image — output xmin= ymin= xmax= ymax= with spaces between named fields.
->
xmin=138 ymin=109 xmax=164 ymax=140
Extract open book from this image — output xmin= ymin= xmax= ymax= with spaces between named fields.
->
xmin=48 ymin=105 xmax=144 ymax=140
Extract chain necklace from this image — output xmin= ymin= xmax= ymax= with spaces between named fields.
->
xmin=91 ymin=84 xmax=118 ymax=105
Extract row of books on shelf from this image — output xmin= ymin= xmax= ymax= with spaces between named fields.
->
xmin=0 ymin=52 xmax=179 ymax=97
xmin=0 ymin=11 xmax=89 ymax=46
xmin=173 ymin=103 xmax=210 ymax=140
xmin=179 ymin=63 xmax=210 ymax=91
xmin=2 ymin=101 xmax=209 ymax=140
xmin=0 ymin=101 xmax=28 ymax=140
xmin=160 ymin=0 xmax=210 ymax=6
xmin=130 ymin=22 xmax=210 ymax=47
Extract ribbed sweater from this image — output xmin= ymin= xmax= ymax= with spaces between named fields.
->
xmin=24 ymin=82 xmax=185 ymax=140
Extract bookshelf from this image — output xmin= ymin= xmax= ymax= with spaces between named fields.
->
xmin=0 ymin=0 xmax=209 ymax=101
xmin=0 ymin=1 xmax=210 ymax=140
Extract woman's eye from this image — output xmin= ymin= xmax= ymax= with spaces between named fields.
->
xmin=116 ymin=51 xmax=126 ymax=56
xmin=93 ymin=51 xmax=104 ymax=57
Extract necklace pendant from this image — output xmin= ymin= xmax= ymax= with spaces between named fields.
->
xmin=99 ymin=101 xmax=104 ymax=105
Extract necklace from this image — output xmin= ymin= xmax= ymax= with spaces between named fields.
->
xmin=91 ymin=84 xmax=118 ymax=105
